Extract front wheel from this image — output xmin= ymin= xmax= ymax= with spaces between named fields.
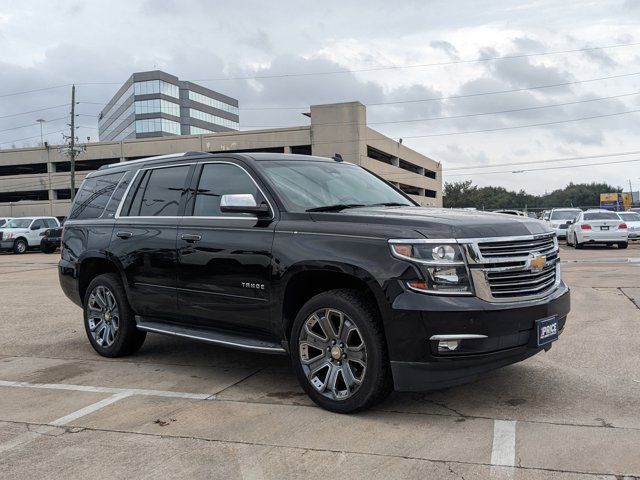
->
xmin=618 ymin=242 xmax=628 ymax=249
xmin=13 ymin=238 xmax=28 ymax=254
xmin=83 ymin=273 xmax=146 ymax=358
xmin=290 ymin=289 xmax=392 ymax=413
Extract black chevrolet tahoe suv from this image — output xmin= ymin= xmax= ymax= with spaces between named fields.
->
xmin=59 ymin=152 xmax=570 ymax=413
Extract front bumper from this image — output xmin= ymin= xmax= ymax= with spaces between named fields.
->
xmin=385 ymin=283 xmax=570 ymax=391
xmin=0 ymin=240 xmax=14 ymax=250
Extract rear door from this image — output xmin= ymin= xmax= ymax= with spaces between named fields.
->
xmin=176 ymin=160 xmax=277 ymax=335
xmin=111 ymin=163 xmax=194 ymax=320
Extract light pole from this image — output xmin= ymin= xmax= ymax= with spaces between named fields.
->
xmin=36 ymin=119 xmax=46 ymax=146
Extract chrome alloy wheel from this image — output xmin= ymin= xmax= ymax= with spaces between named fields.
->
xmin=298 ymin=308 xmax=367 ymax=401
xmin=86 ymin=285 xmax=120 ymax=347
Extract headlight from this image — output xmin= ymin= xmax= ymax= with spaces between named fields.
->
xmin=390 ymin=241 xmax=473 ymax=295
xmin=4 ymin=232 xmax=13 ymax=240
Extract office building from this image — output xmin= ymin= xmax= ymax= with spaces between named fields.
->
xmin=98 ymin=70 xmax=239 ymax=141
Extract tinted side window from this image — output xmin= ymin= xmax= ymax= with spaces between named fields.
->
xmin=69 ymin=172 xmax=124 ymax=220
xmin=127 ymin=165 xmax=190 ymax=217
xmin=32 ymin=219 xmax=44 ymax=229
xmin=44 ymin=219 xmax=57 ymax=228
xmin=193 ymin=163 xmax=265 ymax=217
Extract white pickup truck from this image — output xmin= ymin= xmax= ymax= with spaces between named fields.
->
xmin=0 ymin=217 xmax=60 ymax=254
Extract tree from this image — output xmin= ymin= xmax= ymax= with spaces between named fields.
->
xmin=443 ymin=181 xmax=622 ymax=209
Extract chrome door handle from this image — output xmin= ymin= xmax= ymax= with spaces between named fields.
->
xmin=116 ymin=231 xmax=133 ymax=239
xmin=181 ymin=234 xmax=202 ymax=242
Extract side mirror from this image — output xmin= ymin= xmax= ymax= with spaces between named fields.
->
xmin=31 ymin=225 xmax=41 ymax=230
xmin=220 ymin=194 xmax=270 ymax=217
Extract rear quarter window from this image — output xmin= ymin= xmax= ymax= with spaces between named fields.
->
xmin=69 ymin=172 xmax=125 ymax=220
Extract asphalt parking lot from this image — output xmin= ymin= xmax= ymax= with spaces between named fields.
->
xmin=0 ymin=244 xmax=639 ymax=479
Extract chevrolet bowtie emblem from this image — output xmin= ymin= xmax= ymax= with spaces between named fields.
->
xmin=529 ymin=253 xmax=546 ymax=273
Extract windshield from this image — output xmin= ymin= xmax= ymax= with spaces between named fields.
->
xmin=4 ymin=219 xmax=31 ymax=228
xmin=260 ymin=161 xmax=415 ymax=212
xmin=583 ymin=212 xmax=620 ymax=220
xmin=619 ymin=212 xmax=640 ymax=221
xmin=550 ymin=210 xmax=581 ymax=220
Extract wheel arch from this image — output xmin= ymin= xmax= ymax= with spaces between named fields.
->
xmin=278 ymin=263 xmax=392 ymax=343
xmin=77 ymin=253 xmax=125 ymax=305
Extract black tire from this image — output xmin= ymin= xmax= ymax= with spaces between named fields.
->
xmin=40 ymin=240 xmax=56 ymax=254
xmin=290 ymin=289 xmax=392 ymax=413
xmin=13 ymin=238 xmax=28 ymax=254
xmin=83 ymin=273 xmax=146 ymax=358
xmin=573 ymin=234 xmax=582 ymax=249
xmin=618 ymin=242 xmax=628 ymax=249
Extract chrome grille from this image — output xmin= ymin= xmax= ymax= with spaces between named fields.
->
xmin=465 ymin=233 xmax=560 ymax=302
xmin=477 ymin=235 xmax=556 ymax=259
xmin=486 ymin=262 xmax=557 ymax=299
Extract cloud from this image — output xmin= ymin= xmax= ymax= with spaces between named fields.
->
xmin=240 ymin=30 xmax=274 ymax=54
xmin=430 ymin=40 xmax=459 ymax=59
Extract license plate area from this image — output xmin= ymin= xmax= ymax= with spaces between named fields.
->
xmin=536 ymin=315 xmax=559 ymax=346
xmin=600 ymin=226 xmax=609 ymax=231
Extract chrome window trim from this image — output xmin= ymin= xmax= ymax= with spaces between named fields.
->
xmin=114 ymin=160 xmax=276 ymax=221
xmin=190 ymin=161 xmax=275 ymax=221
xmin=114 ymin=163 xmax=194 ymax=219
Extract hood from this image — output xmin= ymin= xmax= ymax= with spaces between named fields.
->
xmin=311 ymin=207 xmax=551 ymax=239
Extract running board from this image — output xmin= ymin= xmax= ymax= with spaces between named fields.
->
xmin=135 ymin=317 xmax=287 ymax=355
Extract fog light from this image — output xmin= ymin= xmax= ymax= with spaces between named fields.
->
xmin=438 ymin=340 xmax=460 ymax=352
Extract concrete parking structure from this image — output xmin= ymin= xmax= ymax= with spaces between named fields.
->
xmin=0 ymin=245 xmax=639 ymax=478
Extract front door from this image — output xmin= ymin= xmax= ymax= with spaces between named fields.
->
xmin=177 ymin=161 xmax=277 ymax=336
xmin=110 ymin=163 xmax=193 ymax=320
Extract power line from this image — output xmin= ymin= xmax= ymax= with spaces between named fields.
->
xmin=396 ymin=107 xmax=640 ymax=139
xmin=0 ymin=84 xmax=73 ymax=99
xmin=445 ymin=157 xmax=640 ymax=177
xmin=239 ymin=91 xmax=640 ymax=128
xmin=0 ymin=104 xmax=71 ymax=120
xmin=445 ymin=150 xmax=640 ymax=171
xmin=0 ymin=116 xmax=69 ymax=134
xmin=191 ymin=41 xmax=640 ymax=82
xmin=0 ymin=129 xmax=68 ymax=146
xmin=238 ymin=71 xmax=640 ymax=110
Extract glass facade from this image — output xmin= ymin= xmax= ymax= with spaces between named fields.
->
xmin=188 ymin=91 xmax=239 ymax=115
xmin=190 ymin=126 xmax=214 ymax=135
xmin=134 ymin=80 xmax=179 ymax=98
xmin=101 ymin=104 xmax=135 ymax=140
xmin=135 ymin=99 xmax=180 ymax=117
xmin=99 ymin=72 xmax=239 ymax=141
xmin=101 ymin=85 xmax=134 ymax=125
xmin=135 ymin=118 xmax=181 ymax=135
xmin=189 ymin=108 xmax=239 ymax=130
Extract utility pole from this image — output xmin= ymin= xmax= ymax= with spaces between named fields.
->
xmin=59 ymin=85 xmax=84 ymax=201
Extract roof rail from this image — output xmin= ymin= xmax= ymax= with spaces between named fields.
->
xmin=101 ymin=151 xmax=208 ymax=169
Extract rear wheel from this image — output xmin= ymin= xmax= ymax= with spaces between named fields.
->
xmin=40 ymin=240 xmax=56 ymax=254
xmin=290 ymin=289 xmax=392 ymax=413
xmin=618 ymin=242 xmax=628 ymax=249
xmin=573 ymin=234 xmax=582 ymax=249
xmin=83 ymin=273 xmax=146 ymax=358
xmin=13 ymin=238 xmax=27 ymax=254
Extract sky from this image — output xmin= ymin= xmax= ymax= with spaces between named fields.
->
xmin=0 ymin=0 xmax=639 ymax=195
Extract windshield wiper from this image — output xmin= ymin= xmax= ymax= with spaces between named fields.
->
xmin=306 ymin=203 xmax=365 ymax=212
xmin=367 ymin=202 xmax=410 ymax=207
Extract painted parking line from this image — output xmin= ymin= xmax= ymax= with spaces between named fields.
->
xmin=490 ymin=420 xmax=516 ymax=479
xmin=0 ymin=380 xmax=213 ymax=400
xmin=0 ymin=380 xmax=214 ymax=457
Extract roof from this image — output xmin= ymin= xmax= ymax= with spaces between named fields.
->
xmin=95 ymin=152 xmax=339 ymax=176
